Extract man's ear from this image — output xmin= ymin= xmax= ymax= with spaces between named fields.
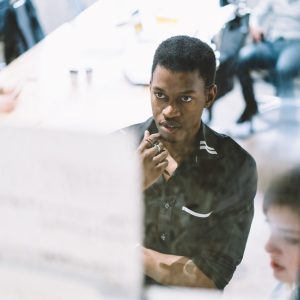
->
xmin=205 ymin=84 xmax=217 ymax=108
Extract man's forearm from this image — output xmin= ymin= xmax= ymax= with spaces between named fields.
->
xmin=143 ymin=247 xmax=216 ymax=288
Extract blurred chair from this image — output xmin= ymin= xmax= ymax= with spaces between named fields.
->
xmin=1 ymin=0 xmax=44 ymax=65
xmin=228 ymin=70 xmax=300 ymax=139
xmin=252 ymin=70 xmax=300 ymax=129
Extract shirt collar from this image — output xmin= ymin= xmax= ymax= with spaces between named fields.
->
xmin=146 ymin=118 xmax=220 ymax=166
xmin=194 ymin=122 xmax=220 ymax=164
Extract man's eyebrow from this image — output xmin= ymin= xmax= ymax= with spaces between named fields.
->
xmin=152 ymin=87 xmax=165 ymax=91
xmin=152 ymin=87 xmax=196 ymax=94
xmin=277 ymin=227 xmax=300 ymax=235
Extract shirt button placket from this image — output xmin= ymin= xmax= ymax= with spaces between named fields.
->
xmin=160 ymin=233 xmax=166 ymax=241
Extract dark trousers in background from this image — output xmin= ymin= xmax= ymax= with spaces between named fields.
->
xmin=237 ymin=39 xmax=300 ymax=111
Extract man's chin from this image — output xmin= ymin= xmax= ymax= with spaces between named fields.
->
xmin=159 ymin=131 xmax=178 ymax=144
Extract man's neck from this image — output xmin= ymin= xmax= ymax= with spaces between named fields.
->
xmin=164 ymin=138 xmax=196 ymax=164
xmin=162 ymin=139 xmax=196 ymax=181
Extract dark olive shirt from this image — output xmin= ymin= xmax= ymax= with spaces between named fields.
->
xmin=120 ymin=117 xmax=257 ymax=289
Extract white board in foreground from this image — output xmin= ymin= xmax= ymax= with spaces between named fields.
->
xmin=0 ymin=126 xmax=142 ymax=300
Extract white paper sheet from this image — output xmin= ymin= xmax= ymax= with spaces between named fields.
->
xmin=0 ymin=126 xmax=142 ymax=300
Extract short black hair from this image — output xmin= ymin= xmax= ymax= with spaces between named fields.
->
xmin=151 ymin=35 xmax=216 ymax=87
xmin=263 ymin=166 xmax=300 ymax=214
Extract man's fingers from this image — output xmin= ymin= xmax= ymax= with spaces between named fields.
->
xmin=155 ymin=160 xmax=168 ymax=171
xmin=152 ymin=142 xmax=165 ymax=154
xmin=145 ymin=133 xmax=160 ymax=147
xmin=141 ymin=141 xmax=167 ymax=162
xmin=142 ymin=145 xmax=162 ymax=159
xmin=144 ymin=130 xmax=150 ymax=139
xmin=138 ymin=132 xmax=161 ymax=152
xmin=152 ymin=149 xmax=168 ymax=164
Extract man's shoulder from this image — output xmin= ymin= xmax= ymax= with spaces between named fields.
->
xmin=203 ymin=123 xmax=256 ymax=168
xmin=202 ymin=124 xmax=257 ymax=212
xmin=111 ymin=118 xmax=153 ymax=142
xmin=112 ymin=118 xmax=153 ymax=135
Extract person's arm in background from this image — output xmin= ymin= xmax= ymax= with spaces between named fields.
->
xmin=249 ymin=0 xmax=273 ymax=42
xmin=0 ymin=86 xmax=20 ymax=112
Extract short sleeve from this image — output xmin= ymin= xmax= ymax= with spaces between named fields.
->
xmin=191 ymin=155 xmax=257 ymax=289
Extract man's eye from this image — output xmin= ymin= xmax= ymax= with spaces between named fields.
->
xmin=284 ymin=237 xmax=300 ymax=245
xmin=181 ymin=95 xmax=192 ymax=102
xmin=155 ymin=93 xmax=166 ymax=99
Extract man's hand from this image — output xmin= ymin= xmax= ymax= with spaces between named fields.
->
xmin=250 ymin=25 xmax=264 ymax=43
xmin=142 ymin=247 xmax=216 ymax=288
xmin=137 ymin=130 xmax=168 ymax=190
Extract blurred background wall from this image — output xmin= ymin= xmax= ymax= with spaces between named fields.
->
xmin=32 ymin=0 xmax=97 ymax=34
xmin=33 ymin=0 xmax=261 ymax=35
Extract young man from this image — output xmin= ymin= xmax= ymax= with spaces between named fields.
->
xmin=121 ymin=35 xmax=257 ymax=289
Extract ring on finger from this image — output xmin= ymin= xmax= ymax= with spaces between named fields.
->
xmin=154 ymin=143 xmax=161 ymax=153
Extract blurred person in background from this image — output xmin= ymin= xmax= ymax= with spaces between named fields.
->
xmin=263 ymin=167 xmax=300 ymax=300
xmin=236 ymin=0 xmax=300 ymax=124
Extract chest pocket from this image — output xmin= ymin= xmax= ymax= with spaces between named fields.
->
xmin=169 ymin=203 xmax=217 ymax=256
xmin=182 ymin=206 xmax=213 ymax=218
xmin=172 ymin=188 xmax=217 ymax=236
xmin=178 ymin=205 xmax=215 ymax=228
xmin=176 ymin=186 xmax=216 ymax=220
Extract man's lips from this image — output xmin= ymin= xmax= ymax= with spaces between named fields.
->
xmin=271 ymin=260 xmax=286 ymax=272
xmin=159 ymin=120 xmax=181 ymax=131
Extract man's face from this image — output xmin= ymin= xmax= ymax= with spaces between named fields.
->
xmin=150 ymin=65 xmax=216 ymax=144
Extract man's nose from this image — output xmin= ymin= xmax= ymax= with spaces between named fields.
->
xmin=265 ymin=236 xmax=282 ymax=255
xmin=162 ymin=103 xmax=181 ymax=118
